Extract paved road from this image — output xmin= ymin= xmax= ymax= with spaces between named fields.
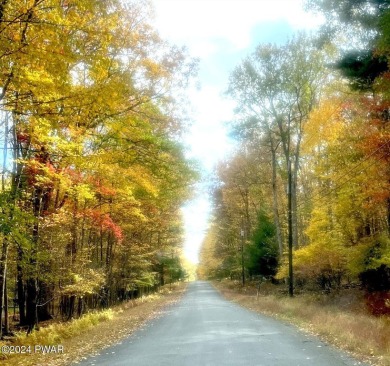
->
xmin=75 ymin=281 xmax=367 ymax=366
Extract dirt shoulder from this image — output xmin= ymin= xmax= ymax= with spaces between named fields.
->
xmin=212 ymin=280 xmax=389 ymax=366
xmin=2 ymin=283 xmax=187 ymax=366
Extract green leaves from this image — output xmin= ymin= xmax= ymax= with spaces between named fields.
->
xmin=246 ymin=211 xmax=278 ymax=278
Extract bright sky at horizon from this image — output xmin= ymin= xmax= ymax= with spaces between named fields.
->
xmin=151 ymin=0 xmax=324 ymax=264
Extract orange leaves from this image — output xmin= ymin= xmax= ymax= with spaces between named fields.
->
xmin=95 ymin=184 xmax=117 ymax=197
xmin=16 ymin=131 xmax=30 ymax=144
xmin=25 ymin=158 xmax=58 ymax=188
xmin=79 ymin=209 xmax=124 ymax=243
xmin=100 ymin=214 xmax=124 ymax=243
xmin=88 ymin=177 xmax=118 ymax=198
xmin=290 ymin=79 xmax=390 ymax=288
xmin=358 ymin=123 xmax=390 ymax=165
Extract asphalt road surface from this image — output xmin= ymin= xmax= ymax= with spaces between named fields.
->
xmin=75 ymin=281 xmax=367 ymax=366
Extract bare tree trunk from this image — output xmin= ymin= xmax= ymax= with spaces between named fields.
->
xmin=292 ymin=161 xmax=299 ymax=248
xmin=244 ymin=187 xmax=251 ymax=240
xmin=270 ymin=142 xmax=284 ymax=257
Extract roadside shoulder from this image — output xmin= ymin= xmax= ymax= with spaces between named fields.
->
xmin=212 ymin=280 xmax=389 ymax=366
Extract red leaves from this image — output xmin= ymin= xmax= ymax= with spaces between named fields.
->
xmin=16 ymin=131 xmax=30 ymax=144
xmin=355 ymin=96 xmax=390 ymax=163
xmin=25 ymin=158 xmax=59 ymax=188
xmin=95 ymin=184 xmax=117 ymax=198
xmin=102 ymin=216 xmax=124 ymax=242
xmin=363 ymin=134 xmax=390 ymax=162
xmin=365 ymin=291 xmax=390 ymax=316
xmin=80 ymin=209 xmax=123 ymax=242
xmin=64 ymin=167 xmax=83 ymax=184
xmin=87 ymin=177 xmax=117 ymax=198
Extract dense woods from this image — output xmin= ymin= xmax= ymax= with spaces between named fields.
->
xmin=198 ymin=0 xmax=390 ymax=315
xmin=0 ymin=0 xmax=196 ymax=336
xmin=1 ymin=0 xmax=389 ymax=344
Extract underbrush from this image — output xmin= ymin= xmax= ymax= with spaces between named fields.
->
xmin=0 ymin=309 xmax=115 ymax=362
xmin=214 ymin=280 xmax=390 ymax=366
xmin=13 ymin=310 xmax=114 ymax=347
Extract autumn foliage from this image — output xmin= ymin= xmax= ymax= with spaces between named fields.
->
xmin=199 ymin=0 xmax=390 ymax=316
xmin=0 ymin=0 xmax=195 ymax=336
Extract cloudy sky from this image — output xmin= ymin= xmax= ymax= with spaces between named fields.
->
xmin=151 ymin=0 xmax=323 ymax=263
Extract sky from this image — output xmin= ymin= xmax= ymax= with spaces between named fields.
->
xmin=151 ymin=0 xmax=323 ymax=264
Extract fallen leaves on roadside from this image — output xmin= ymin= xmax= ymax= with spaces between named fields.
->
xmin=4 ymin=283 xmax=187 ymax=366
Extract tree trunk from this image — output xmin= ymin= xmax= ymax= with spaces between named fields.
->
xmin=292 ymin=163 xmax=299 ymax=248
xmin=26 ymin=186 xmax=42 ymax=334
xmin=26 ymin=277 xmax=38 ymax=334
xmin=0 ymin=237 xmax=9 ymax=338
xmin=25 ymin=242 xmax=38 ymax=333
xmin=4 ymin=276 xmax=9 ymax=335
xmin=37 ymin=281 xmax=53 ymax=321
xmin=270 ymin=143 xmax=284 ymax=257
xmin=77 ymin=296 xmax=83 ymax=318
xmin=16 ymin=252 xmax=26 ymax=325
xmin=292 ymin=129 xmax=302 ymax=249
xmin=68 ymin=295 xmax=75 ymax=320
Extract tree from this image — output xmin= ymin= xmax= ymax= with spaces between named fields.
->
xmin=306 ymin=0 xmax=389 ymax=91
xmin=276 ymin=91 xmax=390 ymax=292
xmin=198 ymin=226 xmax=223 ymax=280
xmin=0 ymin=0 xmax=196 ymax=335
xmin=246 ymin=211 xmax=278 ymax=279
xmin=227 ymin=34 xmax=326 ymax=257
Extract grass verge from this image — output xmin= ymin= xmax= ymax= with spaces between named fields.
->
xmin=0 ymin=283 xmax=187 ymax=366
xmin=213 ymin=280 xmax=390 ymax=366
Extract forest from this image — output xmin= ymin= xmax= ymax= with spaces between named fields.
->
xmin=0 ymin=0 xmax=197 ymax=337
xmin=198 ymin=0 xmax=390 ymax=315
xmin=0 ymin=0 xmax=389 ymax=345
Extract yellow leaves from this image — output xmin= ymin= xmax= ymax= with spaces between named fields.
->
xmin=10 ymin=31 xmax=21 ymax=42
xmin=303 ymin=98 xmax=344 ymax=153
xmin=0 ymin=0 xmax=194 ymax=318
xmin=23 ymin=68 xmax=52 ymax=86
xmin=142 ymin=58 xmax=168 ymax=79
xmin=296 ymin=82 xmax=390 ymax=288
xmin=71 ymin=183 xmax=94 ymax=201
xmin=347 ymin=235 xmax=390 ymax=277
xmin=276 ymin=239 xmax=348 ymax=283
xmin=62 ymin=269 xmax=105 ymax=296
xmin=198 ymin=225 xmax=225 ymax=280
xmin=128 ymin=165 xmax=159 ymax=197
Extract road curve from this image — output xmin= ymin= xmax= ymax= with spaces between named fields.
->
xmin=74 ymin=281 xmax=367 ymax=366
